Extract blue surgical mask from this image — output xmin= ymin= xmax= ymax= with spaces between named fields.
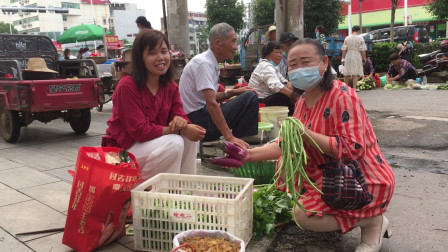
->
xmin=282 ymin=52 xmax=287 ymax=58
xmin=316 ymin=32 xmax=319 ymax=38
xmin=269 ymin=60 xmax=279 ymax=67
xmin=288 ymin=61 xmax=323 ymax=91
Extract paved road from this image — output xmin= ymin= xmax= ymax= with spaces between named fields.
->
xmin=0 ymin=89 xmax=447 ymax=251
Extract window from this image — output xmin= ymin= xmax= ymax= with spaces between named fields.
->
xmin=396 ymin=28 xmax=408 ymax=37
xmin=188 ymin=20 xmax=192 ymax=24
xmin=13 ymin=16 xmax=38 ymax=26
xmin=189 ymin=36 xmax=194 ymax=41
xmin=103 ymin=19 xmax=106 ymax=25
xmin=62 ymin=16 xmax=67 ymax=21
xmin=61 ymin=2 xmax=80 ymax=9
xmin=64 ymin=27 xmax=68 ymax=31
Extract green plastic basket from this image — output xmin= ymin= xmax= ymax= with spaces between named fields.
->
xmin=230 ymin=160 xmax=276 ymax=185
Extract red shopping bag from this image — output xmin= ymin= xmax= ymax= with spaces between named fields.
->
xmin=62 ymin=147 xmax=140 ymax=252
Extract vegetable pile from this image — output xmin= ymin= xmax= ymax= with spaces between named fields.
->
xmin=384 ymin=83 xmax=406 ymax=90
xmin=252 ymin=184 xmax=293 ymax=240
xmin=179 ymin=236 xmax=241 ymax=252
xmin=437 ymin=84 xmax=448 ymax=90
xmin=357 ymin=77 xmax=376 ymax=90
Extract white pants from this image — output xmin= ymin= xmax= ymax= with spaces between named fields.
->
xmin=128 ymin=135 xmax=198 ymax=181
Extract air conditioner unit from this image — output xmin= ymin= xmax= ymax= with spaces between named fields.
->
xmin=19 ymin=0 xmax=24 ymax=5
xmin=19 ymin=12 xmax=23 ymax=16
xmin=22 ymin=24 xmax=27 ymax=28
xmin=27 ymin=23 xmax=32 ymax=27
xmin=25 ymin=0 xmax=29 ymax=3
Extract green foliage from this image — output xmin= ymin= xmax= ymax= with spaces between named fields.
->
xmin=252 ymin=0 xmax=275 ymax=27
xmin=252 ymin=184 xmax=293 ymax=240
xmin=0 ymin=21 xmax=18 ymax=34
xmin=231 ymin=51 xmax=240 ymax=64
xmin=371 ymin=41 xmax=442 ymax=72
xmin=303 ymin=0 xmax=346 ymax=37
xmin=425 ymin=0 xmax=448 ymax=21
xmin=205 ymin=0 xmax=245 ymax=31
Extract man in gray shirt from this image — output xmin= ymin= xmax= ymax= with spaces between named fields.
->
xmin=179 ymin=23 xmax=258 ymax=148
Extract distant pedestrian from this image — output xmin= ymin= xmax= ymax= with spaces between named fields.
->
xmin=341 ymin=25 xmax=367 ymax=92
xmin=82 ymin=47 xmax=92 ymax=59
xmin=135 ymin=16 xmax=152 ymax=30
xmin=279 ymin=32 xmax=299 ymax=78
xmin=77 ymin=48 xmax=84 ymax=59
xmin=96 ymin=45 xmax=106 ymax=57
xmin=315 ymin=25 xmax=327 ymax=50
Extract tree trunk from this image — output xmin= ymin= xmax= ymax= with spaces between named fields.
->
xmin=390 ymin=1 xmax=397 ymax=43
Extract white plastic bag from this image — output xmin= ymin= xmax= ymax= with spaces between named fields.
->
xmin=172 ymin=230 xmax=245 ymax=252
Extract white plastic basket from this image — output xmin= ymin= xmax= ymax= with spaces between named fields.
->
xmin=131 ymin=173 xmax=253 ymax=252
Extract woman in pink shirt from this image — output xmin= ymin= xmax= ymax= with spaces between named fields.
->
xmin=102 ymin=29 xmax=205 ymax=180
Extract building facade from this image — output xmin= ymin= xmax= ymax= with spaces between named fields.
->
xmin=338 ymin=0 xmax=446 ymax=39
xmin=187 ymin=11 xmax=207 ymax=54
xmin=109 ymin=2 xmax=144 ymax=43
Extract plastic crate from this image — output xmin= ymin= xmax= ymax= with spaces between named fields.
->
xmin=230 ymin=160 xmax=276 ymax=185
xmin=131 ymin=173 xmax=254 ymax=251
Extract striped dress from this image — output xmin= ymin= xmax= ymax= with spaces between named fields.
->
xmin=280 ymin=80 xmax=395 ymax=233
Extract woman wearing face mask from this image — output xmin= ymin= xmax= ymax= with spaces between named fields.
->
xmin=248 ymin=41 xmax=296 ymax=115
xmin=242 ymin=38 xmax=395 ymax=252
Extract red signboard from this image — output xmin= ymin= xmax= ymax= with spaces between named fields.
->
xmin=342 ymin=0 xmax=427 ymax=14
xmin=53 ymin=40 xmax=62 ymax=51
xmin=106 ymin=35 xmax=119 ymax=47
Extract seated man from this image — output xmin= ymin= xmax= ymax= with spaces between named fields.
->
xmin=248 ymin=41 xmax=295 ymax=116
xmin=363 ymin=57 xmax=375 ymax=79
xmin=386 ymin=53 xmax=420 ymax=88
xmin=179 ymin=23 xmax=259 ymax=148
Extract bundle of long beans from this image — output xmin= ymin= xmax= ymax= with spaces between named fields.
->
xmin=274 ymin=117 xmax=323 ymax=226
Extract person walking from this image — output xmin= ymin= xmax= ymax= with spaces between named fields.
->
xmin=315 ymin=25 xmax=327 ymax=50
xmin=135 ymin=16 xmax=152 ymax=30
xmin=101 ymin=29 xmax=205 ymax=181
xmin=341 ymin=25 xmax=367 ymax=92
xmin=243 ymin=38 xmax=395 ymax=252
xmin=179 ymin=22 xmax=259 ymax=149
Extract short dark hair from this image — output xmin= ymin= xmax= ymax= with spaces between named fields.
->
xmin=96 ymin=45 xmax=104 ymax=50
xmin=353 ymin=25 xmax=361 ymax=32
xmin=390 ymin=53 xmax=400 ymax=61
xmin=64 ymin=48 xmax=70 ymax=53
xmin=122 ymin=29 xmax=174 ymax=89
xmin=316 ymin=25 xmax=325 ymax=34
xmin=289 ymin=38 xmax=334 ymax=93
xmin=261 ymin=41 xmax=282 ymax=58
xmin=136 ymin=16 xmax=152 ymax=29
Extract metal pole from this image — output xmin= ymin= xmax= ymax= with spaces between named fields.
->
xmin=91 ymin=0 xmax=95 ymax=25
xmin=162 ymin=0 xmax=168 ymax=37
xmin=9 ymin=13 xmax=12 ymax=34
xmin=348 ymin=0 xmax=352 ymax=35
xmin=359 ymin=0 xmax=362 ymax=32
xmin=404 ymin=0 xmax=408 ymax=26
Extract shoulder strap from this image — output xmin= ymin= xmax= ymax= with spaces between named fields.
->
xmin=339 ymin=137 xmax=355 ymax=160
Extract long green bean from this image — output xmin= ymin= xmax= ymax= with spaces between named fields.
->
xmin=272 ymin=117 xmax=323 ymax=227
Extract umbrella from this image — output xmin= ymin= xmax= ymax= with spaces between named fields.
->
xmin=57 ymin=24 xmax=110 ymax=44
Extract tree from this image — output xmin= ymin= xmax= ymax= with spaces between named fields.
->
xmin=390 ymin=0 xmax=401 ymax=43
xmin=303 ymin=0 xmax=346 ymax=38
xmin=205 ymin=0 xmax=245 ymax=31
xmin=252 ymin=0 xmax=275 ymax=27
xmin=195 ymin=25 xmax=209 ymax=53
xmin=425 ymin=0 xmax=448 ymax=37
xmin=0 ymin=22 xmax=18 ymax=34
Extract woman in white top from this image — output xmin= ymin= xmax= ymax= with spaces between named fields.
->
xmin=341 ymin=25 xmax=367 ymax=92
xmin=248 ymin=41 xmax=296 ymax=115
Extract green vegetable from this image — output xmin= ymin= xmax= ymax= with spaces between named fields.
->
xmin=437 ymin=84 xmax=448 ymax=90
xmin=252 ymin=184 xmax=293 ymax=240
xmin=276 ymin=117 xmax=323 ymax=226
xmin=385 ymin=84 xmax=393 ymax=90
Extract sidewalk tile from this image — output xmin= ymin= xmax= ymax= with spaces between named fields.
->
xmin=0 ymin=158 xmax=24 ymax=171
xmin=45 ymin=167 xmax=75 ymax=184
xmin=25 ymin=232 xmax=133 ymax=252
xmin=0 ymin=200 xmax=66 ymax=242
xmin=19 ymin=181 xmax=71 ymax=212
xmin=0 ymin=183 xmax=31 ymax=206
xmin=0 ymin=167 xmax=59 ymax=189
xmin=0 ymin=228 xmax=33 ymax=251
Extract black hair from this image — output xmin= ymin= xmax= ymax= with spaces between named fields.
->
xmin=390 ymin=53 xmax=400 ymax=61
xmin=316 ymin=25 xmax=325 ymax=34
xmin=353 ymin=25 xmax=361 ymax=32
xmin=289 ymin=38 xmax=334 ymax=94
xmin=136 ymin=16 xmax=152 ymax=29
xmin=122 ymin=29 xmax=174 ymax=89
xmin=97 ymin=45 xmax=104 ymax=50
xmin=261 ymin=41 xmax=282 ymax=59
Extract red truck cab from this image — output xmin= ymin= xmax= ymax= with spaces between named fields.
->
xmin=0 ymin=34 xmax=104 ymax=143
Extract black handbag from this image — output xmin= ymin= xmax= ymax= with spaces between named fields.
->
xmin=321 ymin=136 xmax=373 ymax=210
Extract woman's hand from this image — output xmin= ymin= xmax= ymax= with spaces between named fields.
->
xmin=180 ymin=124 xmax=206 ymax=141
xmin=169 ymin=116 xmax=188 ymax=131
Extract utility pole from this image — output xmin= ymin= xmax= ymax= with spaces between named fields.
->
xmin=359 ymin=0 xmax=362 ymax=32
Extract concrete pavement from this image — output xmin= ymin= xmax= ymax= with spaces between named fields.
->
xmin=1 ymin=89 xmax=448 ymax=251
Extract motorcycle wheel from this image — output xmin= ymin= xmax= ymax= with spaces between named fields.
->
xmin=69 ymin=108 xmax=91 ymax=134
xmin=0 ymin=102 xmax=21 ymax=143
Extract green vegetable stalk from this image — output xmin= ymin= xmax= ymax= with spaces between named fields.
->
xmin=275 ymin=117 xmax=323 ymax=227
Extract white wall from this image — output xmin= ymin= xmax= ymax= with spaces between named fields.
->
xmin=111 ymin=3 xmax=144 ymax=43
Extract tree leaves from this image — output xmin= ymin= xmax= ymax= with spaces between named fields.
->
xmin=252 ymin=0 xmax=275 ymax=27
xmin=303 ymin=0 xmax=346 ymax=37
xmin=425 ymin=0 xmax=448 ymax=21
xmin=205 ymin=0 xmax=246 ymax=31
xmin=0 ymin=21 xmax=18 ymax=34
